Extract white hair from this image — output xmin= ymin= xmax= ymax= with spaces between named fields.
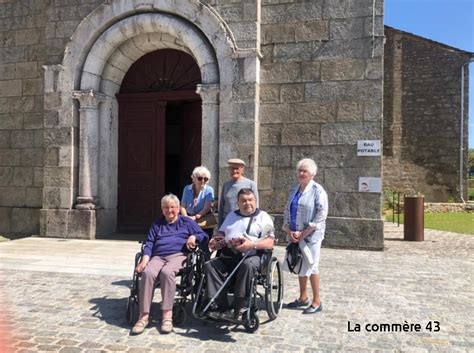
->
xmin=161 ymin=194 xmax=180 ymax=208
xmin=191 ymin=166 xmax=211 ymax=180
xmin=296 ymin=158 xmax=318 ymax=177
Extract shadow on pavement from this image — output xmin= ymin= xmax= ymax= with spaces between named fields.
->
xmin=89 ymin=296 xmax=130 ymax=329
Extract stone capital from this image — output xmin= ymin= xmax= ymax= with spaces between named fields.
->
xmin=72 ymin=90 xmax=106 ymax=109
xmin=196 ymin=84 xmax=220 ymax=103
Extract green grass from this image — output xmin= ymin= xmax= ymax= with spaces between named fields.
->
xmin=385 ymin=212 xmax=474 ymax=235
xmin=469 ymin=188 xmax=474 ymax=200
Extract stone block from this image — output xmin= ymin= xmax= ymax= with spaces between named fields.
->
xmin=0 ymin=130 xmax=10 ymax=147
xmin=290 ymin=102 xmax=336 ymax=123
xmin=232 ymin=83 xmax=256 ymax=101
xmin=328 ymin=191 xmax=382 ymax=218
xmin=67 ymin=209 xmax=96 ymax=239
xmin=271 ymin=167 xmax=297 ymax=193
xmin=40 ymin=208 xmax=68 ymax=238
xmin=364 ymin=100 xmax=382 ymax=121
xmin=0 ymin=79 xmax=22 ymax=96
xmin=96 ymin=208 xmax=117 ymax=236
xmin=259 ymin=190 xmax=288 ymax=214
xmin=11 ymin=130 xmax=34 ymax=148
xmin=295 ymin=20 xmax=329 ymax=42
xmin=315 ymin=38 xmax=383 ymax=59
xmin=0 ymin=113 xmax=22 ymax=130
xmin=220 ymin=121 xmax=255 ymax=145
xmin=321 ymin=59 xmax=365 ymax=81
xmin=26 ymin=44 xmax=45 ymax=62
xmin=280 ymin=83 xmax=304 ymax=102
xmin=324 ymin=217 xmax=383 ymax=250
xmin=0 ymin=97 xmax=10 ymax=113
xmin=14 ymin=61 xmax=38 ymax=79
xmin=0 ymin=64 xmax=15 ymax=80
xmin=301 ymin=61 xmax=321 ymax=82
xmin=0 ymin=187 xmax=25 ymax=206
xmin=260 ymin=84 xmax=280 ymax=103
xmin=323 ymin=0 xmax=383 ymax=19
xmin=259 ymin=103 xmax=290 ymax=124
xmin=258 ymin=166 xmax=273 ymax=190
xmin=20 ymin=148 xmax=44 ymax=166
xmin=22 ymin=78 xmax=43 ymax=96
xmin=11 ymin=207 xmax=39 ymax=234
xmin=44 ymin=110 xmax=59 ymax=127
xmin=337 ymin=101 xmax=364 ymax=122
xmin=15 ymin=29 xmax=41 ymax=46
xmin=44 ymin=92 xmax=62 ymax=110
xmin=11 ymin=96 xmax=35 ymax=113
xmin=365 ymin=57 xmax=383 ymax=80
xmin=261 ymin=62 xmax=301 ymax=83
xmin=329 ymin=18 xmax=364 ymax=40
xmin=0 ymin=167 xmax=12 ymax=186
xmin=54 ymin=20 xmax=80 ymax=39
xmin=0 ymin=207 xmax=10 ymax=233
xmin=43 ymin=166 xmax=72 ymax=188
xmin=33 ymin=167 xmax=43 ymax=187
xmin=33 ymin=129 xmax=44 ymax=147
xmin=216 ymin=4 xmax=243 ymax=22
xmin=44 ymin=127 xmax=72 ymax=147
xmin=25 ymin=187 xmax=42 ymax=207
xmin=0 ymin=149 xmax=20 ymax=166
xmin=281 ymin=123 xmax=321 ymax=145
xmin=13 ymin=167 xmax=34 ymax=186
xmin=262 ymin=23 xmax=295 ymax=44
xmin=259 ymin=146 xmax=292 ymax=167
xmin=260 ymin=123 xmax=282 ymax=145
xmin=305 ymin=80 xmax=382 ymax=101
xmin=0 ymin=45 xmax=26 ymax=64
xmin=274 ymin=42 xmax=312 ymax=62
xmin=262 ymin=2 xmax=324 ymax=23
xmin=320 ymin=122 xmax=380 ymax=145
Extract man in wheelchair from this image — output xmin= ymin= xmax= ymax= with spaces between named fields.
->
xmin=131 ymin=194 xmax=208 ymax=335
xmin=204 ymin=188 xmax=275 ymax=321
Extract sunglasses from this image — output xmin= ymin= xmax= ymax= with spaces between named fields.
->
xmin=197 ymin=176 xmax=209 ymax=182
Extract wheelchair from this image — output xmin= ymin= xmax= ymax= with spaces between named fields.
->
xmin=125 ymin=244 xmax=206 ymax=327
xmin=192 ymin=249 xmax=284 ymax=333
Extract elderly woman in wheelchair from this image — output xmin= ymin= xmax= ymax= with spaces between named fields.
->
xmin=130 ymin=194 xmax=207 ymax=335
xmin=193 ymin=188 xmax=284 ymax=332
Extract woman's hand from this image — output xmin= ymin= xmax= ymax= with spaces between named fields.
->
xmin=289 ymin=231 xmax=302 ymax=243
xmin=135 ymin=256 xmax=149 ymax=273
xmin=209 ymin=235 xmax=225 ymax=251
xmin=186 ymin=235 xmax=197 ymax=250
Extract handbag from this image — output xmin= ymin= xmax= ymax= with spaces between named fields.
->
xmin=197 ymin=212 xmax=217 ymax=229
xmin=284 ymin=242 xmax=302 ymax=274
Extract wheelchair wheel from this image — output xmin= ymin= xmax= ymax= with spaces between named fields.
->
xmin=126 ymin=296 xmax=139 ymax=326
xmin=243 ymin=308 xmax=259 ymax=333
xmin=173 ymin=303 xmax=187 ymax=326
xmin=265 ymin=257 xmax=284 ymax=320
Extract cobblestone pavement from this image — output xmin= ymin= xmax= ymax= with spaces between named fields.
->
xmin=0 ymin=223 xmax=473 ymax=352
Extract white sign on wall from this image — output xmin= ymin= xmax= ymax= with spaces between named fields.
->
xmin=357 ymin=140 xmax=381 ymax=156
xmin=359 ymin=177 xmax=382 ymax=193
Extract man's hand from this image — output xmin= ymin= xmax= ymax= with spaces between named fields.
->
xmin=186 ymin=235 xmax=197 ymax=250
xmin=234 ymin=238 xmax=253 ymax=253
xmin=135 ymin=255 xmax=150 ymax=273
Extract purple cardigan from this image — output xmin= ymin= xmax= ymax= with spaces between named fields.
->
xmin=143 ymin=215 xmax=208 ymax=258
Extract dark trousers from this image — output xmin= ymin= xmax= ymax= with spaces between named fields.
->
xmin=204 ymin=251 xmax=261 ymax=308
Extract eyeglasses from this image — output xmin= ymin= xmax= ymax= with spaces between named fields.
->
xmin=197 ymin=176 xmax=209 ymax=182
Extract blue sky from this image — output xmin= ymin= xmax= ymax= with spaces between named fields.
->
xmin=384 ymin=0 xmax=474 ymax=148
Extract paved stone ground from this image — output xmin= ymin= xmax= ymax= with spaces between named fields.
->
xmin=0 ymin=223 xmax=473 ymax=352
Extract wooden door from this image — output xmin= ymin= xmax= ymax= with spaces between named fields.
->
xmin=117 ymin=96 xmax=166 ymax=232
xmin=179 ymin=101 xmax=202 ymax=190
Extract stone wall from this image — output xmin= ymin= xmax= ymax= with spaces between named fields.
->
xmin=0 ymin=0 xmax=48 ymax=235
xmin=259 ymin=0 xmax=384 ymax=249
xmin=383 ymin=27 xmax=471 ymax=202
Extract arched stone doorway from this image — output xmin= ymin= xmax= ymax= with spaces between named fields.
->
xmin=116 ymin=49 xmax=202 ymax=232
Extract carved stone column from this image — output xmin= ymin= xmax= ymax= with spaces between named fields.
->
xmin=196 ymin=84 xmax=220 ymax=192
xmin=72 ymin=90 xmax=105 ymax=210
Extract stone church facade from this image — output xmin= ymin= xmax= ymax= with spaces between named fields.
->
xmin=0 ymin=0 xmax=384 ymax=249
